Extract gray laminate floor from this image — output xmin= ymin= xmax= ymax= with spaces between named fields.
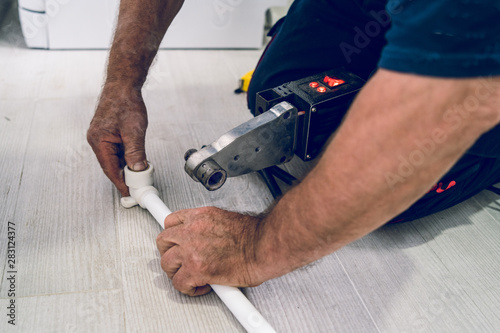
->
xmin=1 ymin=3 xmax=499 ymax=333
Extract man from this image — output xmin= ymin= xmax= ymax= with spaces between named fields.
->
xmin=87 ymin=0 xmax=500 ymax=296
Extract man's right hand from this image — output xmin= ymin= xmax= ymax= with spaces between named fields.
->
xmin=87 ymin=0 xmax=184 ymax=195
xmin=87 ymin=84 xmax=148 ymax=197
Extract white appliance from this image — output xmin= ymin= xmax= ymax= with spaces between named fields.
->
xmin=18 ymin=0 xmax=287 ymax=49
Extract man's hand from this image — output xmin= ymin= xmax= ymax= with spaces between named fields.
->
xmin=156 ymin=207 xmax=264 ymax=296
xmin=87 ymin=0 xmax=184 ymax=195
xmin=87 ymin=85 xmax=148 ymax=196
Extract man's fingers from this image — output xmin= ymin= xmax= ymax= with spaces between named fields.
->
xmin=164 ymin=210 xmax=186 ymax=229
xmin=160 ymin=245 xmax=212 ymax=296
xmin=156 ymin=226 xmax=182 ymax=255
xmin=172 ymin=268 xmax=211 ymax=296
xmin=160 ymin=245 xmax=182 ymax=279
xmin=90 ymin=139 xmax=129 ymax=196
xmin=122 ymin=123 xmax=148 ymax=171
xmin=192 ymin=285 xmax=212 ymax=296
xmin=88 ymin=86 xmax=149 ymax=195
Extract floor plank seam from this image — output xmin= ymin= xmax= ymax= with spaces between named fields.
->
xmin=0 ymin=287 xmax=123 ymax=300
xmin=267 ymin=285 xmax=293 ymax=332
xmin=11 ymin=102 xmax=36 ymax=200
xmin=111 ymin=188 xmax=129 ymax=333
xmin=335 ymin=253 xmax=381 ymax=333
xmin=0 ymin=99 xmax=37 ymax=284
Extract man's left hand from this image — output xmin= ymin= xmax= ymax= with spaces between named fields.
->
xmin=156 ymin=207 xmax=264 ymax=296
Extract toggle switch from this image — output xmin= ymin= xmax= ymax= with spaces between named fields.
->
xmin=323 ymin=76 xmax=345 ymax=87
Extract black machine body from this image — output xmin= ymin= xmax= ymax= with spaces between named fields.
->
xmin=184 ymin=68 xmax=366 ymax=192
xmin=254 ymin=68 xmax=366 ymax=160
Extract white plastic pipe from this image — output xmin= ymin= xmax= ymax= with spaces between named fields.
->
xmin=120 ymin=163 xmax=276 ymax=333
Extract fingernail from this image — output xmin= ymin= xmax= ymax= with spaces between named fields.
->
xmin=132 ymin=161 xmax=147 ymax=171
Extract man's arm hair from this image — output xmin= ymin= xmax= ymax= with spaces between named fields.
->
xmin=105 ymin=0 xmax=184 ymax=89
xmin=87 ymin=0 xmax=184 ymax=196
xmin=251 ymin=70 xmax=500 ymax=282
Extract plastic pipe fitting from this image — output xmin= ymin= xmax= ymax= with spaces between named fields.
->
xmin=119 ymin=162 xmax=276 ymax=333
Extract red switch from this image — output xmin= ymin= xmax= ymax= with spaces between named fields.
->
xmin=323 ymin=76 xmax=345 ymax=87
xmin=317 ymin=86 xmax=327 ymax=93
xmin=309 ymin=82 xmax=319 ymax=88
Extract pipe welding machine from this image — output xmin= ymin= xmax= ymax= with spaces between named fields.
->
xmin=183 ymin=68 xmax=366 ymax=197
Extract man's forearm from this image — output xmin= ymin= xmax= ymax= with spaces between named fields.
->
xmin=88 ymin=0 xmax=184 ymax=193
xmin=105 ymin=0 xmax=184 ymax=88
xmin=252 ymin=70 xmax=500 ymax=282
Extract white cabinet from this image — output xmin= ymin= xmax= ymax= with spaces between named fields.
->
xmin=18 ymin=0 xmax=288 ymax=49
